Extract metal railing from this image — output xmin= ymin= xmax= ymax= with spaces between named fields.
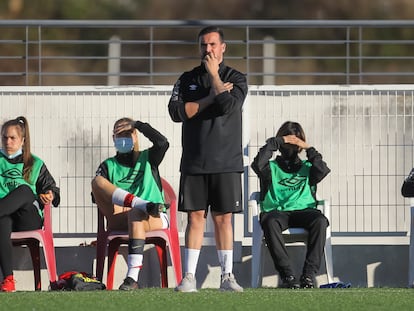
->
xmin=0 ymin=20 xmax=414 ymax=86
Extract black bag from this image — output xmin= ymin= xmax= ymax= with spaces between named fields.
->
xmin=57 ymin=271 xmax=106 ymax=291
xmin=69 ymin=273 xmax=106 ymax=291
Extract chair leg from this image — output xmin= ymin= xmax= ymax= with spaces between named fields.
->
xmin=107 ymin=239 xmax=122 ymax=290
xmin=153 ymin=240 xmax=168 ymax=288
xmin=96 ymin=234 xmax=109 ymax=282
xmin=251 ymin=215 xmax=264 ymax=288
xmin=27 ymin=240 xmax=41 ymax=291
xmin=168 ymin=234 xmax=182 ymax=286
xmin=41 ymin=237 xmax=58 ymax=290
xmin=324 ymin=236 xmax=334 ymax=283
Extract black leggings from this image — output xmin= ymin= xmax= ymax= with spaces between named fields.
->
xmin=0 ymin=185 xmax=42 ymax=278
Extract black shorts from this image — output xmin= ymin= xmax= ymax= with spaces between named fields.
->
xmin=178 ymin=172 xmax=243 ymax=214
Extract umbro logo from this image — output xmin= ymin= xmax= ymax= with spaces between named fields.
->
xmin=189 ymin=84 xmax=198 ymax=91
xmin=1 ymin=168 xmax=22 ymax=179
xmin=279 ymin=175 xmax=306 ymax=188
xmin=118 ymin=170 xmax=144 ymax=184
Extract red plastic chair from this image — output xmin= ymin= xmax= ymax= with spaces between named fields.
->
xmin=95 ymin=178 xmax=182 ymax=290
xmin=11 ymin=203 xmax=58 ymax=291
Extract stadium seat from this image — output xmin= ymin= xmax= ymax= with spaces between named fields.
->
xmin=250 ymin=192 xmax=334 ymax=288
xmin=95 ymin=178 xmax=182 ymax=290
xmin=11 ymin=203 xmax=58 ymax=291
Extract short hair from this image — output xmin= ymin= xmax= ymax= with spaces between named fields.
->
xmin=197 ymin=26 xmax=224 ymax=42
xmin=276 ymin=121 xmax=306 ymax=142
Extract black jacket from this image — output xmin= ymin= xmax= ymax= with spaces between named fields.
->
xmin=168 ymin=62 xmax=248 ymax=174
xmin=6 ymin=154 xmax=60 ymax=207
xmin=251 ymin=136 xmax=330 ymax=201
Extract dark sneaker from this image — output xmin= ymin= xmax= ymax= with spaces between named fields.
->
xmin=280 ymin=275 xmax=300 ymax=289
xmin=119 ymin=277 xmax=139 ymax=291
xmin=300 ymin=275 xmax=314 ymax=288
xmin=146 ymin=203 xmax=166 ymax=217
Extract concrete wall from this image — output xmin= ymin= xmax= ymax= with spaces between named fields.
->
xmin=9 ymin=243 xmax=409 ymax=290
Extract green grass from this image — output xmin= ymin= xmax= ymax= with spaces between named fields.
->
xmin=2 ymin=288 xmax=414 ymax=311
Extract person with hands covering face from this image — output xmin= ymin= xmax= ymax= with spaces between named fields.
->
xmin=251 ymin=121 xmax=330 ymax=289
xmin=0 ymin=116 xmax=60 ymax=292
xmin=169 ymin=26 xmax=248 ymax=292
xmin=91 ymin=117 xmax=169 ymax=290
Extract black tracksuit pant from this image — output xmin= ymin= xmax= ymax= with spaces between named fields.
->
xmin=0 ymin=185 xmax=42 ymax=277
xmin=259 ymin=208 xmax=329 ymax=279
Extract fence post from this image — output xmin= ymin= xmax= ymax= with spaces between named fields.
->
xmin=263 ymin=36 xmax=275 ymax=85
xmin=108 ymin=35 xmax=121 ymax=86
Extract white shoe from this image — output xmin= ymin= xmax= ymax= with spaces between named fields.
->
xmin=220 ymin=273 xmax=243 ymax=292
xmin=175 ymin=273 xmax=197 ymax=292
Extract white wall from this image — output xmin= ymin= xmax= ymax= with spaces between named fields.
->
xmin=0 ymin=85 xmax=413 ymax=243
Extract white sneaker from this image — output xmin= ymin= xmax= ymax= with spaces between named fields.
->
xmin=220 ymin=273 xmax=243 ymax=292
xmin=175 ymin=273 xmax=197 ymax=292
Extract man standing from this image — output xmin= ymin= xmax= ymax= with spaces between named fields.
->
xmin=168 ymin=26 xmax=247 ymax=292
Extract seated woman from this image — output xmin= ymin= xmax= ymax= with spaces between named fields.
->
xmin=91 ymin=117 xmax=169 ymax=290
xmin=251 ymin=121 xmax=330 ymax=289
xmin=0 ymin=116 xmax=60 ymax=292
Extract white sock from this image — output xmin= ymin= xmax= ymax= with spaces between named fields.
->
xmin=131 ymin=197 xmax=149 ymax=210
xmin=217 ymin=250 xmax=233 ymax=275
xmin=112 ymin=188 xmax=148 ymax=212
xmin=126 ymin=254 xmax=143 ymax=282
xmin=184 ymin=248 xmax=200 ymax=276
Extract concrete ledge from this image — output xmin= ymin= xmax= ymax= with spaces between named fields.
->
xmin=7 ymin=243 xmax=411 ymax=291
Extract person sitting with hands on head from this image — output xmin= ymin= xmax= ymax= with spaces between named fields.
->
xmin=0 ymin=116 xmax=60 ymax=292
xmin=251 ymin=121 xmax=330 ymax=289
xmin=91 ymin=117 xmax=169 ymax=290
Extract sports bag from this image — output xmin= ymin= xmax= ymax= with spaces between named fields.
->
xmin=57 ymin=271 xmax=106 ymax=291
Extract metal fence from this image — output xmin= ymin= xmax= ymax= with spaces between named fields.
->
xmin=0 ymin=85 xmax=413 ymax=245
xmin=1 ymin=20 xmax=414 ymax=86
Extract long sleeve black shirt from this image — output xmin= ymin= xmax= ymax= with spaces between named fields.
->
xmin=168 ymin=62 xmax=248 ymax=174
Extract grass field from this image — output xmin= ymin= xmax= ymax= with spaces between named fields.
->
xmin=2 ymin=288 xmax=414 ymax=311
